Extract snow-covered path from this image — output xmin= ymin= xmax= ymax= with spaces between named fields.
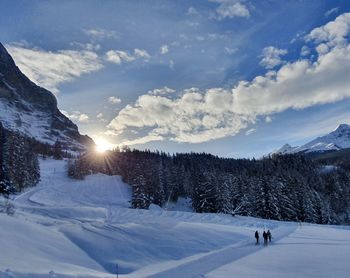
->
xmin=208 ymin=224 xmax=350 ymax=278
xmin=0 ymin=158 xmax=349 ymax=278
xmin=145 ymin=225 xmax=296 ymax=278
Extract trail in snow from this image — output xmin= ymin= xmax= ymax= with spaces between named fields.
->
xmin=208 ymin=224 xmax=350 ymax=278
xmin=140 ymin=225 xmax=296 ymax=278
xmin=1 ymin=158 xmax=349 ymax=278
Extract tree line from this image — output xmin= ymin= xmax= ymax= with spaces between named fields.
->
xmin=68 ymin=147 xmax=350 ymax=225
xmin=0 ymin=123 xmax=41 ymax=195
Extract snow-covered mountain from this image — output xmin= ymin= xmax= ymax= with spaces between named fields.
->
xmin=274 ymin=124 xmax=350 ymax=154
xmin=0 ymin=42 xmax=93 ymax=151
xmin=273 ymin=143 xmax=300 ymax=155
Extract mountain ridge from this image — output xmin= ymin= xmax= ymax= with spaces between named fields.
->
xmin=274 ymin=124 xmax=350 ymax=155
xmin=0 ymin=42 xmax=93 ymax=151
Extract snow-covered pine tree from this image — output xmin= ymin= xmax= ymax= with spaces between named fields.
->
xmin=252 ymin=175 xmax=281 ymax=220
xmin=192 ymin=170 xmax=218 ymax=213
xmin=1 ymin=129 xmax=40 ymax=193
xmin=0 ymin=123 xmax=13 ymax=196
xmin=277 ymin=177 xmax=298 ymax=221
xmin=215 ymin=173 xmax=234 ymax=214
xmin=131 ymin=163 xmax=153 ymax=209
xmin=231 ymin=174 xmax=251 ymax=216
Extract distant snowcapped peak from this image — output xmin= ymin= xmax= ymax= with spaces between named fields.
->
xmin=273 ymin=144 xmax=299 ymax=155
xmin=273 ymin=123 xmax=350 ymax=155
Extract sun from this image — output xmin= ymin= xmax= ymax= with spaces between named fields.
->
xmin=95 ymin=139 xmax=113 ymax=153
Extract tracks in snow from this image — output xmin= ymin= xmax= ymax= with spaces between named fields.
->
xmin=134 ymin=225 xmax=297 ymax=278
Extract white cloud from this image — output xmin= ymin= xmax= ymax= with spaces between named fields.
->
xmin=83 ymin=28 xmax=119 ymax=40
xmin=62 ymin=111 xmax=89 ymax=123
xmin=108 ymin=96 xmax=122 ymax=104
xmin=210 ymin=0 xmax=250 ymax=20
xmin=6 ymin=45 xmax=103 ymax=94
xmin=305 ymin=13 xmax=350 ymax=48
xmin=265 ymin=116 xmax=272 ymax=123
xmin=233 ymin=46 xmax=350 ymax=115
xmin=134 ymin=48 xmax=151 ymax=60
xmin=105 ymin=50 xmax=135 ymax=64
xmin=105 ymin=48 xmax=150 ymax=64
xmin=107 ymin=88 xmax=252 ymax=144
xmin=160 ymin=45 xmax=169 ymax=54
xmin=316 ymin=43 xmax=329 ymax=55
xmin=148 ymin=87 xmax=175 ymax=95
xmin=260 ymin=46 xmax=288 ymax=69
xmin=300 ymin=45 xmax=310 ymax=56
xmin=106 ymin=13 xmax=350 ymax=145
xmin=96 ymin=112 xmax=108 ymax=123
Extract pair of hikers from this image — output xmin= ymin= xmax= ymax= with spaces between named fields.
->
xmin=254 ymin=230 xmax=271 ymax=245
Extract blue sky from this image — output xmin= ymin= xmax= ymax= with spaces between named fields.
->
xmin=1 ymin=0 xmax=350 ymax=157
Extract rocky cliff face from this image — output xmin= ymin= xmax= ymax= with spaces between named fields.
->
xmin=0 ymin=42 xmax=93 ymax=151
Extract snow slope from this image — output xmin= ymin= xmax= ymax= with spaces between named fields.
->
xmin=0 ymin=159 xmax=349 ymax=277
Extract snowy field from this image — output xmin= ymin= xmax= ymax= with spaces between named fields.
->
xmin=0 ymin=159 xmax=349 ymax=277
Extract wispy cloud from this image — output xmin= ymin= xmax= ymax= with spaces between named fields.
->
xmin=105 ymin=48 xmax=150 ymax=64
xmin=70 ymin=42 xmax=101 ymax=51
xmin=83 ymin=28 xmax=119 ymax=40
xmin=300 ymin=45 xmax=310 ymax=56
xmin=148 ymin=87 xmax=175 ymax=95
xmin=225 ymin=47 xmax=238 ymax=54
xmin=134 ymin=48 xmax=151 ymax=60
xmin=96 ymin=112 xmax=108 ymax=123
xmin=187 ymin=7 xmax=200 ymax=16
xmin=265 ymin=116 xmax=272 ymax=123
xmin=245 ymin=128 xmax=256 ymax=136
xmin=210 ymin=0 xmax=250 ymax=20
xmin=6 ymin=44 xmax=103 ymax=94
xmin=119 ymin=134 xmax=164 ymax=146
xmin=160 ymin=45 xmax=169 ymax=54
xmin=108 ymin=96 xmax=122 ymax=104
xmin=105 ymin=50 xmax=135 ymax=64
xmin=325 ymin=7 xmax=339 ymax=18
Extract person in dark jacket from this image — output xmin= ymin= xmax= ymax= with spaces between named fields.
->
xmin=263 ymin=231 xmax=268 ymax=245
xmin=255 ymin=231 xmax=259 ymax=244
xmin=267 ymin=230 xmax=272 ymax=243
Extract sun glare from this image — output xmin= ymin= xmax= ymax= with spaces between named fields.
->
xmin=95 ymin=139 xmax=113 ymax=153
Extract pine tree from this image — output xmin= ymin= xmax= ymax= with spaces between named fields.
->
xmin=231 ymin=175 xmax=251 ymax=216
xmin=0 ymin=123 xmax=13 ymax=196
xmin=131 ymin=164 xmax=152 ymax=209
xmin=192 ymin=170 xmax=218 ymax=213
xmin=252 ymin=176 xmax=281 ymax=220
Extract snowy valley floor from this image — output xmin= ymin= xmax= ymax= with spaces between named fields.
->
xmin=0 ymin=159 xmax=349 ymax=277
